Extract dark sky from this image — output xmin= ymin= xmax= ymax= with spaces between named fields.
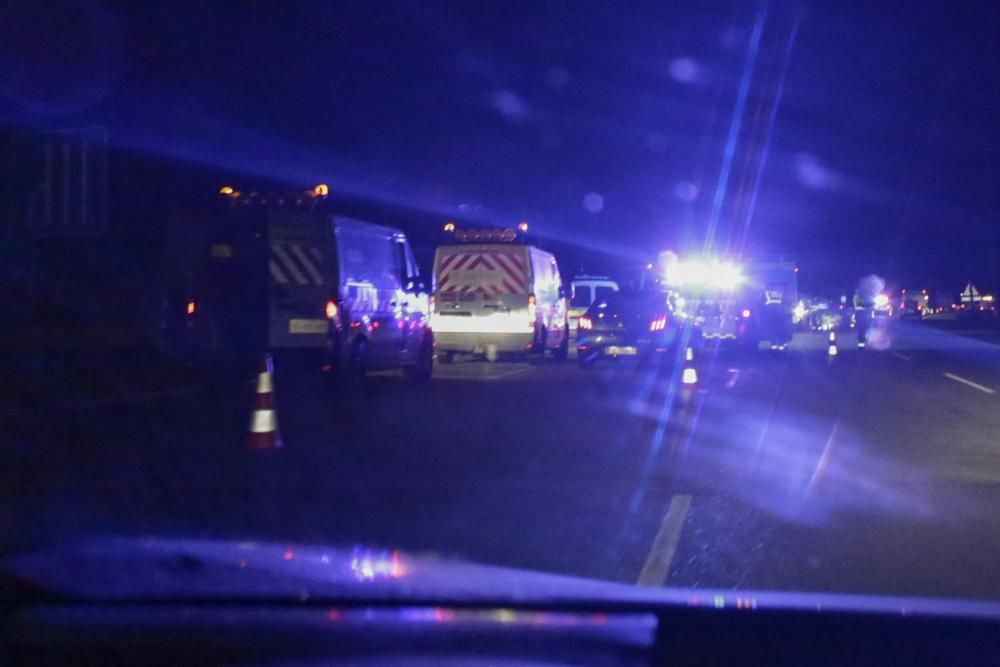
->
xmin=2 ymin=0 xmax=999 ymax=291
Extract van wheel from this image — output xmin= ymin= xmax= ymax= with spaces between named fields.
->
xmin=406 ymin=334 xmax=434 ymax=382
xmin=553 ymin=325 xmax=569 ymax=361
xmin=437 ymin=351 xmax=454 ymax=365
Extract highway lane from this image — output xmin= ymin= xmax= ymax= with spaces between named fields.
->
xmin=4 ymin=322 xmax=1000 ymax=602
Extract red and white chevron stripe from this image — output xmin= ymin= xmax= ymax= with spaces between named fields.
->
xmin=269 ymin=242 xmax=325 ymax=286
xmin=437 ymin=250 xmax=527 ymax=295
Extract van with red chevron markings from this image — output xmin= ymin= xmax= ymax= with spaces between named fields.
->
xmin=431 ymin=226 xmax=568 ymax=363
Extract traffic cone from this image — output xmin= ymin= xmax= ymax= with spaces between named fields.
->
xmin=681 ymin=346 xmax=698 ymax=385
xmin=828 ymin=330 xmax=838 ymax=357
xmin=248 ymin=353 xmax=282 ymax=450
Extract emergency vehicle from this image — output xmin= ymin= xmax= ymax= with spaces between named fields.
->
xmin=431 ymin=225 xmax=569 ymax=362
xmin=161 ymin=186 xmax=433 ymax=381
xmin=666 ymin=257 xmax=798 ymax=350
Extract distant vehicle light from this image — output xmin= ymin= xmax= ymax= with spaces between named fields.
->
xmin=984 ymin=295 xmax=995 ymax=302
xmin=186 ymin=299 xmax=196 ymax=316
xmin=314 ymin=183 xmax=329 ymax=197
xmin=325 ymin=300 xmax=338 ymax=320
xmin=793 ymin=302 xmax=808 ymax=321
xmin=578 ymin=315 xmax=593 ymax=330
xmin=443 ymin=222 xmax=455 ymax=233
xmin=874 ymin=294 xmax=890 ymax=308
xmin=218 ymin=185 xmax=234 ymax=196
xmin=709 ymin=262 xmax=744 ymax=290
xmin=646 ymin=262 xmax=653 ymax=270
xmin=517 ymin=221 xmax=529 ymax=233
xmin=742 ymin=308 xmax=751 ymax=318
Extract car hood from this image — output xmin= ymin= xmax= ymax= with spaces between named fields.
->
xmin=4 ymin=537 xmax=1000 ymax=620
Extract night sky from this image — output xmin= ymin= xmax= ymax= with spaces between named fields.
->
xmin=2 ymin=0 xmax=999 ymax=292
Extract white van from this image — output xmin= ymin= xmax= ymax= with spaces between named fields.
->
xmin=432 ymin=235 xmax=569 ymax=362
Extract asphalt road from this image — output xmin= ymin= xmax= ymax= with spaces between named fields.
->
xmin=6 ymin=319 xmax=1000 ymax=601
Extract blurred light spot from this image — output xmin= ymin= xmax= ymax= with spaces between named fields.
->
xmin=544 ymin=66 xmax=569 ymax=90
xmin=583 ymin=192 xmax=604 ymax=213
xmin=674 ymin=181 xmax=699 ymax=202
xmin=668 ymin=57 xmax=700 ymax=84
xmin=793 ymin=153 xmax=839 ymax=190
xmin=490 ymin=89 xmax=528 ymax=123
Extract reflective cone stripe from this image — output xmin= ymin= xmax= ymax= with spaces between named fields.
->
xmin=682 ymin=346 xmax=698 ymax=385
xmin=248 ymin=353 xmax=282 ymax=450
xmin=250 ymin=409 xmax=277 ymax=433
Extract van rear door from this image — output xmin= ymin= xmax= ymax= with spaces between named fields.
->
xmin=266 ymin=210 xmax=331 ymax=349
xmin=434 ymin=245 xmax=531 ymax=329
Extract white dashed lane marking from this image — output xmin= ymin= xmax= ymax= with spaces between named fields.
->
xmin=944 ymin=372 xmax=996 ymax=395
xmin=637 ymin=494 xmax=692 ymax=587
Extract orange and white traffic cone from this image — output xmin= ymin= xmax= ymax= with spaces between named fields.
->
xmin=681 ymin=345 xmax=698 ymax=385
xmin=248 ymin=353 xmax=282 ymax=450
xmin=828 ymin=330 xmax=838 ymax=357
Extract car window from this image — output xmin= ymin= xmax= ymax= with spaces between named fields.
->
xmin=571 ymin=285 xmax=592 ymax=308
xmin=594 ymin=285 xmax=617 ymax=300
xmin=336 ymin=226 xmax=398 ymax=288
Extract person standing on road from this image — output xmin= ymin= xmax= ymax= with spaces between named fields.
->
xmin=854 ymin=275 xmax=884 ymax=348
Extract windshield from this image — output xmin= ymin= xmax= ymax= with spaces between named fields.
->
xmin=5 ymin=1 xmax=1000 ymax=609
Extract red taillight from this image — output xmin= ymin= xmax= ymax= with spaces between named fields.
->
xmin=325 ymin=299 xmax=338 ymax=320
xmin=579 ymin=316 xmax=593 ymax=331
xmin=649 ymin=314 xmax=667 ymax=332
xmin=186 ymin=299 xmax=196 ymax=316
xmin=528 ymin=293 xmax=537 ymax=327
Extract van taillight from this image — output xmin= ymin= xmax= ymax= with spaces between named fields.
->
xmin=186 ymin=300 xmax=197 ymax=316
xmin=325 ymin=300 xmax=338 ymax=320
xmin=528 ymin=294 xmax=536 ymax=327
